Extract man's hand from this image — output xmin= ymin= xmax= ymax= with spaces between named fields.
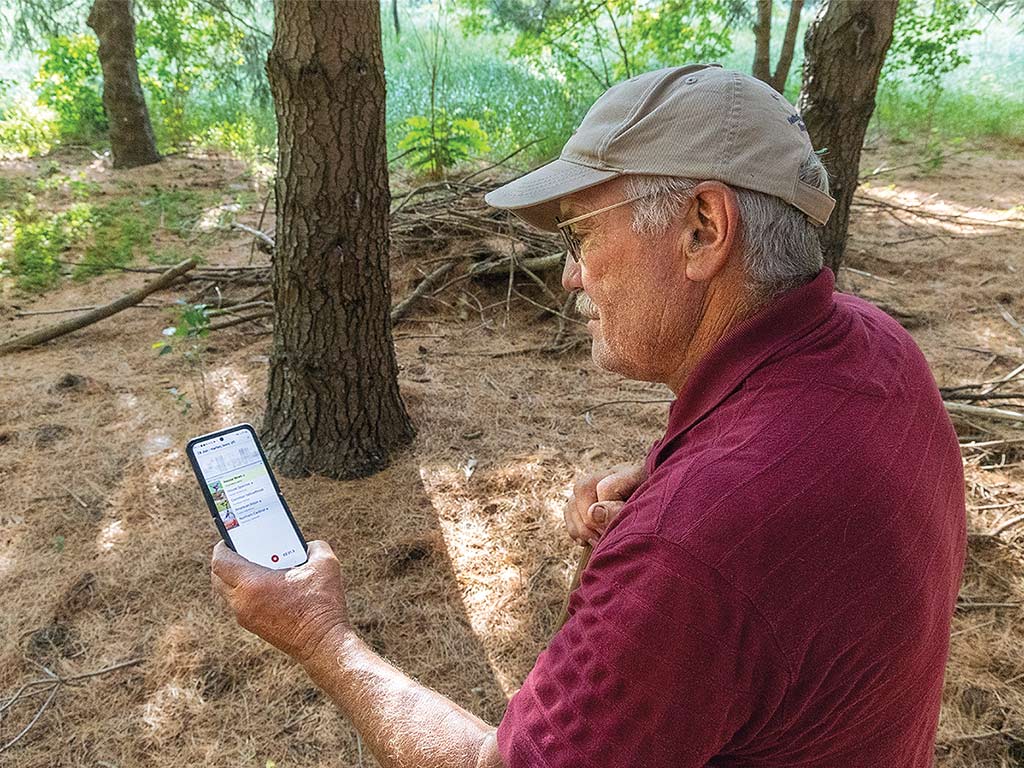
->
xmin=211 ymin=539 xmax=349 ymax=664
xmin=565 ymin=463 xmax=646 ymax=546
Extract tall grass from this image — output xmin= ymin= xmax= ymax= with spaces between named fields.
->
xmin=382 ymin=22 xmax=592 ymax=168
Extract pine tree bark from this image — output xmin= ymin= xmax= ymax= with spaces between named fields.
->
xmin=798 ymin=0 xmax=897 ymax=273
xmin=86 ymin=0 xmax=160 ymax=169
xmin=262 ymin=0 xmax=414 ymax=479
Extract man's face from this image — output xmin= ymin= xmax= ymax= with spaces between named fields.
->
xmin=559 ymin=179 xmax=708 ymax=383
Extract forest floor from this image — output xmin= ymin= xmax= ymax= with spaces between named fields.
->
xmin=1 ymin=140 xmax=1023 ymax=768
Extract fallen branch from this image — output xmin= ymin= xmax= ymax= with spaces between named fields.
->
xmin=205 ymin=300 xmax=273 ymax=317
xmin=231 ymin=222 xmax=274 ymax=254
xmin=858 ymin=148 xmax=974 ymax=181
xmin=956 ymin=600 xmax=1021 ymax=610
xmin=991 ymin=513 xmax=1024 ymax=538
xmin=944 ymin=401 xmax=1024 ymax=425
xmin=0 ymin=683 xmax=58 ymax=754
xmin=468 ymin=252 xmax=563 ymax=277
xmin=852 ymin=194 xmax=1021 ymax=229
xmin=558 ymin=544 xmax=592 ymax=631
xmin=0 ymin=260 xmax=197 ymax=356
xmin=15 ymin=303 xmax=164 ymax=317
xmin=390 ymin=261 xmax=458 ymax=324
xmin=0 ymin=657 xmax=144 ymax=755
xmin=579 ymin=397 xmax=675 ymax=414
xmin=207 ymin=310 xmax=273 ymax=331
xmin=839 ymin=265 xmax=896 ymax=285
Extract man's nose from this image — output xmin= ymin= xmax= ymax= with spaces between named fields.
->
xmin=561 ymin=257 xmax=583 ymax=293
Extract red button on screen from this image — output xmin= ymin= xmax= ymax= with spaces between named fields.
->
xmin=271 ymin=554 xmax=280 ymax=563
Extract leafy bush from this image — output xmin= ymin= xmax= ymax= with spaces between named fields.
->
xmin=33 ymin=34 xmax=107 ymax=141
xmin=466 ymin=0 xmax=737 ymax=92
xmin=397 ymin=109 xmax=489 ymax=176
xmin=0 ymin=97 xmax=59 ymax=156
xmin=877 ymin=0 xmax=981 ymax=150
xmin=883 ymin=0 xmax=981 ymax=93
xmin=0 ymin=188 xmax=214 ymax=291
xmin=2 ymin=201 xmax=94 ymax=291
xmin=135 ymin=0 xmax=249 ymax=148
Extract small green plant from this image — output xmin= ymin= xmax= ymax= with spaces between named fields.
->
xmin=154 ymin=301 xmax=212 ymax=415
xmin=397 ymin=108 xmax=489 ymax=177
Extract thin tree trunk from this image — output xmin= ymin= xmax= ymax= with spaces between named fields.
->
xmin=262 ymin=0 xmax=414 ymax=479
xmin=798 ymin=0 xmax=897 ymax=274
xmin=87 ymin=0 xmax=160 ymax=169
xmin=753 ymin=0 xmax=773 ymax=84
xmin=770 ymin=0 xmax=804 ymax=93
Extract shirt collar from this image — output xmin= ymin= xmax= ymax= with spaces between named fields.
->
xmin=651 ymin=269 xmax=837 ymax=467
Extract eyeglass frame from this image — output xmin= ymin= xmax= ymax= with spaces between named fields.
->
xmin=554 ymin=193 xmax=651 ymax=268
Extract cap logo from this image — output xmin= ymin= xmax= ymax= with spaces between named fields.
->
xmin=788 ymin=113 xmax=807 ymax=132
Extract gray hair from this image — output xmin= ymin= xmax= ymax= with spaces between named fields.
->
xmin=623 ymin=151 xmax=829 ymax=297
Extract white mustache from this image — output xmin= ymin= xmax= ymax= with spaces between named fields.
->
xmin=574 ymin=292 xmax=600 ymax=319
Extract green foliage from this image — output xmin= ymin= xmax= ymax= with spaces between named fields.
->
xmin=0 ymin=185 xmax=215 ymax=291
xmin=1 ymin=199 xmax=94 ymax=290
xmin=0 ymin=78 xmax=58 ymax=155
xmin=135 ymin=0 xmax=249 ymax=147
xmin=73 ymin=201 xmax=151 ymax=279
xmin=877 ymin=0 xmax=983 ymax=153
xmin=883 ymin=0 xmax=981 ymax=92
xmin=155 ymin=300 xmax=212 ymax=414
xmin=6 ymin=0 xmax=271 ymax=156
xmin=398 ymin=109 xmax=489 ymax=176
xmin=191 ymin=114 xmax=273 ymax=161
xmin=476 ymin=0 xmax=737 ymax=91
xmin=33 ymin=34 xmax=107 ymax=141
xmin=154 ymin=300 xmax=210 ymax=356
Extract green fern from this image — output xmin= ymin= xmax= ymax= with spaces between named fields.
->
xmin=397 ymin=109 xmax=489 ymax=177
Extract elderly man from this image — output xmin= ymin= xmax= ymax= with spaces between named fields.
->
xmin=212 ymin=64 xmax=966 ymax=767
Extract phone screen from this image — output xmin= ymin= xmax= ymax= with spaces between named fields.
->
xmin=189 ymin=426 xmax=307 ymax=569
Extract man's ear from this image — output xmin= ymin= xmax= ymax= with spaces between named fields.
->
xmin=679 ymin=181 xmax=740 ymax=282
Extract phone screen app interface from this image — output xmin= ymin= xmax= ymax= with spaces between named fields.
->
xmin=193 ymin=429 xmax=305 ymax=569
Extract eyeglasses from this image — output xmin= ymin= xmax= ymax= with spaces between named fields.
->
xmin=554 ymin=194 xmax=649 ymax=268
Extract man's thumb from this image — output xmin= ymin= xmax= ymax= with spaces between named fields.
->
xmin=586 ymin=500 xmax=625 ymax=530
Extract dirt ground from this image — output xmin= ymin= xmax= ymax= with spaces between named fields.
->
xmin=1 ymin=142 xmax=1023 ymax=767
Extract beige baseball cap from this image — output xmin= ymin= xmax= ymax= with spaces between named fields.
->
xmin=484 ymin=63 xmax=835 ymax=231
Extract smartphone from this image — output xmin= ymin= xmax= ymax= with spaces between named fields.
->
xmin=186 ymin=423 xmax=308 ymax=569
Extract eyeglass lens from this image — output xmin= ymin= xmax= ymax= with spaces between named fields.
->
xmin=557 ymin=223 xmax=583 ymax=265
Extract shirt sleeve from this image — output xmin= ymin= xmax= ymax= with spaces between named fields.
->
xmin=497 ymin=532 xmax=791 ymax=768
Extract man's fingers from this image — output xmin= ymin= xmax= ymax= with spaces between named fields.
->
xmin=585 ymin=500 xmax=625 ymax=535
xmin=211 ymin=570 xmax=233 ymax=601
xmin=594 ymin=466 xmax=644 ymax=502
xmin=211 ymin=540 xmax=265 ymax=587
xmin=305 ymin=540 xmax=336 ymax=562
xmin=572 ymin=473 xmax=602 ymax=514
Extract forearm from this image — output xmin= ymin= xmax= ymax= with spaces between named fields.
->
xmin=302 ymin=625 xmax=503 ymax=768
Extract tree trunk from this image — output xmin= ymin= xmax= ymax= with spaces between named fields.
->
xmin=262 ymin=0 xmax=414 ymax=479
xmin=86 ymin=0 xmax=160 ymax=169
xmin=798 ymin=0 xmax=897 ymax=273
xmin=753 ymin=0 xmax=773 ymax=84
xmin=770 ymin=0 xmax=804 ymax=93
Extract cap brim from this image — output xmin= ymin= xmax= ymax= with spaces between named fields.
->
xmin=484 ymin=158 xmax=620 ymax=232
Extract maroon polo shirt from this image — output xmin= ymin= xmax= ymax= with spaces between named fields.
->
xmin=498 ymin=269 xmax=966 ymax=767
